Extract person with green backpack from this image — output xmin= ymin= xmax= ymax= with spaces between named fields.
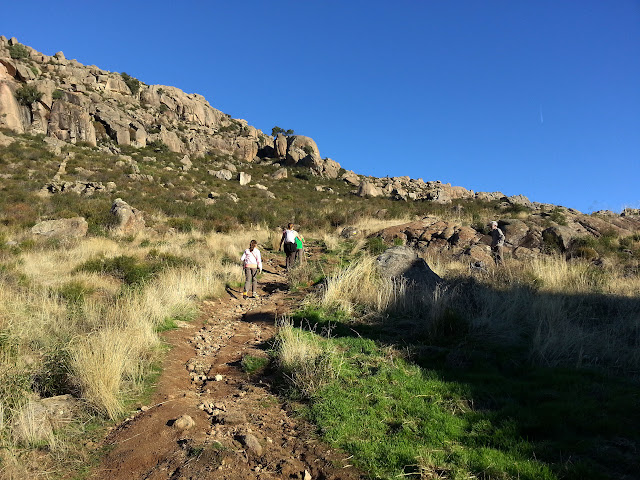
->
xmin=279 ymin=223 xmax=303 ymax=270
xmin=294 ymin=232 xmax=305 ymax=265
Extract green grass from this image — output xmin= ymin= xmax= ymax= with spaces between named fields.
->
xmin=241 ymin=354 xmax=270 ymax=374
xmin=76 ymin=251 xmax=195 ymax=286
xmin=281 ymin=310 xmax=640 ymax=480
xmin=156 ymin=306 xmax=199 ymax=332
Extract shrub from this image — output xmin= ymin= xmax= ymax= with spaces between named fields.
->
xmin=572 ymin=246 xmax=599 ymax=260
xmin=294 ymin=171 xmax=311 ymax=181
xmin=9 ymin=44 xmax=29 ymax=60
xmin=15 ymin=84 xmax=43 ymax=105
xmin=272 ymin=126 xmax=294 ymax=137
xmin=58 ymin=280 xmax=95 ymax=305
xmin=542 ymin=230 xmax=563 ymax=254
xmin=120 ymin=72 xmax=140 ymax=95
xmin=77 ymin=255 xmax=154 ymax=286
xmin=52 ymin=89 xmax=64 ymax=100
xmin=366 ymin=236 xmax=387 ymax=255
xmin=147 ymin=139 xmax=169 ymax=153
xmin=76 ymin=251 xmax=196 ymax=287
xmin=549 ymin=207 xmax=567 ymax=226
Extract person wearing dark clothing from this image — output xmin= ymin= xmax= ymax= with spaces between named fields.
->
xmin=490 ymin=220 xmax=505 ymax=265
xmin=279 ymin=223 xmax=302 ymax=270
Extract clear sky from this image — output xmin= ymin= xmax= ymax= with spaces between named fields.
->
xmin=2 ymin=1 xmax=639 ymax=213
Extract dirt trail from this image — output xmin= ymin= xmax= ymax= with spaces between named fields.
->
xmin=90 ymin=250 xmax=365 ymax=480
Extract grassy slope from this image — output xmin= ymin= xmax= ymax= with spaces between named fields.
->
xmin=1 ymin=130 xmax=640 ymax=479
xmin=276 ymin=246 xmax=640 ymax=480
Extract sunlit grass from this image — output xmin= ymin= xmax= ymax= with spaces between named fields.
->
xmin=0 ymin=227 xmax=266 ymax=477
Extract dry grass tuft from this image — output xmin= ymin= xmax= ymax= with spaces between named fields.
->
xmin=11 ymin=399 xmax=58 ymax=449
xmin=274 ymin=316 xmax=339 ymax=398
xmin=68 ymin=326 xmax=155 ymax=419
xmin=318 ymin=255 xmax=393 ymax=315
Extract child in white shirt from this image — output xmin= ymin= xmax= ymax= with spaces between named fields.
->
xmin=241 ymin=240 xmax=262 ymax=298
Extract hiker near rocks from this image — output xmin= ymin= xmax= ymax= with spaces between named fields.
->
xmin=490 ymin=220 xmax=505 ymax=265
xmin=279 ymin=223 xmax=302 ymax=270
xmin=241 ymin=240 xmax=262 ymax=298
xmin=295 ymin=231 xmax=305 ymax=265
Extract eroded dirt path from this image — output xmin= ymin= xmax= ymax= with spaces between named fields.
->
xmin=90 ymin=252 xmax=366 ymax=480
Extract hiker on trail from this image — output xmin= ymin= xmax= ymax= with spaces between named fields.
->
xmin=279 ymin=223 xmax=302 ymax=270
xmin=490 ymin=220 xmax=505 ymax=265
xmin=295 ymin=231 xmax=305 ymax=265
xmin=241 ymin=240 xmax=262 ymax=299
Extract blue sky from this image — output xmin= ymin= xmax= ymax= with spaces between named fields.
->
xmin=2 ymin=1 xmax=639 ymax=213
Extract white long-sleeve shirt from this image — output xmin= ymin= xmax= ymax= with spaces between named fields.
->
xmin=241 ymin=248 xmax=262 ymax=269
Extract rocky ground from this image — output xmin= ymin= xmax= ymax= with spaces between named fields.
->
xmin=89 ymin=250 xmax=366 ymax=480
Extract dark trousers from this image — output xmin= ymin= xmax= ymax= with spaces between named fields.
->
xmin=491 ymin=245 xmax=504 ymax=265
xmin=284 ymin=242 xmax=296 ymax=270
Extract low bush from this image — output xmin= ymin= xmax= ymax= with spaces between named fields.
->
xmin=365 ymin=236 xmax=387 ymax=255
xmin=15 ymin=84 xmax=43 ymax=106
xmin=120 ymin=72 xmax=140 ymax=95
xmin=548 ymin=207 xmax=567 ymax=226
xmin=76 ymin=252 xmax=195 ymax=286
xmin=146 ymin=139 xmax=169 ymax=153
xmin=241 ymin=354 xmax=269 ymax=374
xmin=9 ymin=44 xmax=29 ymax=60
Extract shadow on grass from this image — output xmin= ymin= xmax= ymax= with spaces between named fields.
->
xmin=290 ymin=280 xmax=640 ymax=480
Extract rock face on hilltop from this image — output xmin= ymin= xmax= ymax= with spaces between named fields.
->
xmin=0 ymin=36 xmax=345 ymax=177
xmin=274 ymin=134 xmax=341 ymax=178
xmin=343 ymin=171 xmax=539 ymax=207
xmin=0 ymin=37 xmax=282 ymax=164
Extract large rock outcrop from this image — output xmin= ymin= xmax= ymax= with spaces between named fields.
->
xmin=0 ymin=61 xmax=25 ymax=132
xmin=110 ymin=198 xmax=145 ymax=235
xmin=48 ymin=94 xmax=97 ymax=145
xmin=370 ymin=211 xmax=640 ymax=260
xmin=0 ymin=37 xmax=272 ymax=162
xmin=376 ymin=246 xmax=441 ymax=289
xmin=279 ymin=135 xmax=341 ymax=178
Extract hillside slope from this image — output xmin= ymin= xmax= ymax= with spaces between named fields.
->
xmin=1 ymin=34 xmax=639 ymax=265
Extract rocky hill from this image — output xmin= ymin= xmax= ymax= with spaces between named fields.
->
xmin=0 ymin=35 xmax=339 ymax=177
xmin=0 ymin=35 xmax=577 ymax=203
xmin=1 ymin=35 xmax=639 ymax=265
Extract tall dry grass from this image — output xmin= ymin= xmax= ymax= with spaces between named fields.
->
xmin=318 ymin=255 xmax=393 ymax=315
xmin=0 ymin=226 xmax=272 ymax=477
xmin=69 ymin=327 xmax=152 ymax=419
xmin=274 ymin=316 xmax=339 ymax=398
xmin=312 ymin=251 xmax=640 ymax=373
xmin=349 ymin=216 xmax=414 ymax=237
